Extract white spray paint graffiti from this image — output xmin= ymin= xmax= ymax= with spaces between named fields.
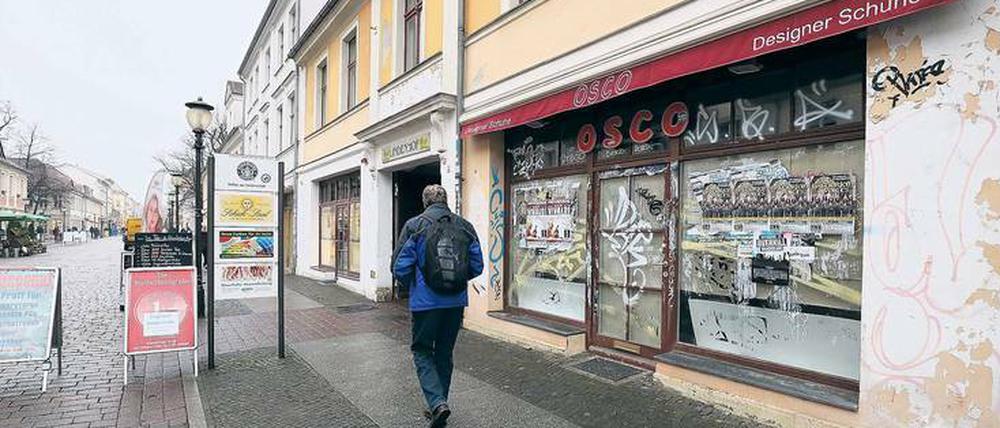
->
xmin=793 ymin=79 xmax=855 ymax=131
xmin=684 ymin=104 xmax=721 ymax=145
xmin=602 ymin=186 xmax=653 ymax=307
xmin=736 ymin=98 xmax=773 ymax=140
xmin=508 ymin=137 xmax=547 ymax=179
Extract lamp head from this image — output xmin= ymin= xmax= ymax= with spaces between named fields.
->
xmin=185 ymin=97 xmax=215 ymax=133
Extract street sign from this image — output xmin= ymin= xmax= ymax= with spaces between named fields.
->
xmin=124 ymin=267 xmax=197 ymax=355
xmin=207 ymin=155 xmax=286 ymax=368
xmin=0 ymin=268 xmax=59 ymax=363
xmin=214 ymin=154 xmax=278 ymax=193
xmin=133 ymin=233 xmax=194 ymax=268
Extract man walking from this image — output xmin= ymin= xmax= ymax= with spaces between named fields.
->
xmin=392 ymin=185 xmax=483 ymax=428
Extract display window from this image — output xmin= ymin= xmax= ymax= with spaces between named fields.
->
xmin=508 ymin=175 xmax=590 ymax=322
xmin=498 ymin=31 xmax=865 ymax=388
xmin=678 ymin=141 xmax=864 ymax=381
xmin=318 ymin=173 xmax=360 ymax=278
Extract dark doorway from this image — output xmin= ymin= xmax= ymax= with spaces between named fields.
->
xmin=392 ymin=161 xmax=441 ymax=300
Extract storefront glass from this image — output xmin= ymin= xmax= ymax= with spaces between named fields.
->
xmin=596 ymin=166 xmax=667 ymax=348
xmin=318 ymin=173 xmax=360 ymax=277
xmin=678 ymin=141 xmax=864 ymax=380
xmin=508 ymin=175 xmax=590 ymax=321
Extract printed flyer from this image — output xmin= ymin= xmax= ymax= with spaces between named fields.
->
xmin=215 ymin=263 xmax=277 ymax=300
xmin=0 ymin=268 xmax=59 ymax=363
xmin=217 ymin=230 xmax=275 ymax=260
xmin=125 ymin=268 xmax=196 ymax=355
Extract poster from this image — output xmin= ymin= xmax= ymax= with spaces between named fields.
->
xmin=520 ymin=212 xmax=575 ymax=249
xmin=142 ymin=171 xmax=168 ymax=233
xmin=214 ymin=192 xmax=277 ymax=227
xmin=215 ymin=263 xmax=277 ymax=300
xmin=0 ymin=268 xmax=59 ymax=363
xmin=514 ymin=187 xmax=579 ymax=250
xmin=125 ymin=268 xmax=196 ymax=355
xmin=133 ymin=233 xmax=194 ymax=268
xmin=217 ymin=230 xmax=275 ymax=260
xmin=214 ymin=154 xmax=278 ymax=193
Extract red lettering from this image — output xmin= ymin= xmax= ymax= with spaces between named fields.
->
xmin=629 ymin=110 xmax=654 ymax=144
xmin=577 ymin=124 xmax=597 ymax=153
xmin=661 ymin=101 xmax=689 ymax=137
xmin=588 ymin=81 xmax=601 ymax=104
xmin=602 ymin=116 xmax=624 ymax=149
xmin=601 ymin=76 xmax=616 ymax=99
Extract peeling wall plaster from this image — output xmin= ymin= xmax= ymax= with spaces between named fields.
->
xmin=863 ymin=1 xmax=1000 ymax=426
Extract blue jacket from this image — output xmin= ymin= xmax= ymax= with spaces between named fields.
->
xmin=392 ymin=203 xmax=484 ymax=312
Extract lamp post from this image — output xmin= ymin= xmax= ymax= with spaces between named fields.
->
xmin=185 ymin=97 xmax=214 ymax=322
xmin=171 ymin=173 xmax=183 ymax=232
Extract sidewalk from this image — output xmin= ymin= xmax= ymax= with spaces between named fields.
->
xmin=195 ymin=276 xmax=764 ymax=428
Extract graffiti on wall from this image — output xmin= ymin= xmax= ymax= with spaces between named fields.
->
xmin=488 ymin=167 xmax=505 ymax=301
xmin=508 ymin=137 xmax=547 ymax=180
xmin=862 ymin=6 xmax=1000 ymax=425
xmin=793 ymin=79 xmax=857 ymax=131
xmin=869 ymin=35 xmax=953 ymax=123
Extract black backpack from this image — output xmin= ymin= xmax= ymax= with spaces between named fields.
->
xmin=419 ymin=214 xmax=472 ymax=295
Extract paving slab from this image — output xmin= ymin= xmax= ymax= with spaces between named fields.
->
xmin=292 ymin=332 xmax=578 ymax=428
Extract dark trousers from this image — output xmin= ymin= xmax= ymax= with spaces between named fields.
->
xmin=411 ymin=307 xmax=464 ymax=410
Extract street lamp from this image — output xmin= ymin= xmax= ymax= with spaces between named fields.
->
xmin=185 ymin=97 xmax=213 ymax=320
xmin=171 ymin=173 xmax=183 ymax=232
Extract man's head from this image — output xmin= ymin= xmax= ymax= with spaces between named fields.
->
xmin=422 ymin=184 xmax=448 ymax=208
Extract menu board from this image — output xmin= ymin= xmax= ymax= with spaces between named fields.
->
xmin=0 ymin=268 xmax=59 ymax=363
xmin=133 ymin=233 xmax=194 ymax=268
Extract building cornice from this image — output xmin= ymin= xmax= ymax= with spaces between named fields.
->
xmin=355 ymin=93 xmax=455 ymax=142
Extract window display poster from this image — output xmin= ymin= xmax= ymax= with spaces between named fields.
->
xmin=214 ymin=192 xmax=277 ymax=227
xmin=217 ymin=230 xmax=275 ymax=260
xmin=0 ymin=268 xmax=59 ymax=363
xmin=125 ymin=268 xmax=196 ymax=355
xmin=215 ymin=263 xmax=277 ymax=300
xmin=520 ymin=213 xmax=576 ymax=250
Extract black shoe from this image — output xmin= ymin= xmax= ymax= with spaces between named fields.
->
xmin=428 ymin=403 xmax=451 ymax=428
xmin=423 ymin=410 xmax=432 ymax=420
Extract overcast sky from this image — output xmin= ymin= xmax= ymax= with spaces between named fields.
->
xmin=0 ymin=0 xmax=268 ymax=199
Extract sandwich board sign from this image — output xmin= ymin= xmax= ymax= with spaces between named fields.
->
xmin=0 ymin=268 xmax=63 ymax=391
xmin=123 ymin=266 xmax=197 ymax=383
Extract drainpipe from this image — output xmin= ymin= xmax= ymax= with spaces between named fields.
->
xmin=454 ymin=0 xmax=466 ymax=214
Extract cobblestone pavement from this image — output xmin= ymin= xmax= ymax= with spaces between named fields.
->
xmin=0 ymin=238 xmax=193 ymax=428
xmin=198 ymin=276 xmax=764 ymax=428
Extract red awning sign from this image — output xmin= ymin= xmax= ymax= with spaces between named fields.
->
xmin=461 ymin=0 xmax=955 ymax=137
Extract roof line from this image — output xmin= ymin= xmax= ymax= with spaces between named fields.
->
xmin=238 ymin=0 xmax=282 ymax=76
xmin=288 ymin=0 xmax=343 ymax=60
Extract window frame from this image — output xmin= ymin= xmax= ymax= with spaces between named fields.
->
xmin=317 ymin=173 xmax=361 ymax=279
xmin=340 ymin=23 xmax=359 ymax=112
xmin=315 ymin=58 xmax=328 ymax=128
xmin=403 ymin=0 xmax=422 ymax=72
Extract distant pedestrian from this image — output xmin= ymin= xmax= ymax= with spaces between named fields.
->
xmin=392 ymin=185 xmax=483 ymax=428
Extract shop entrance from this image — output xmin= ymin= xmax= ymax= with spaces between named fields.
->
xmin=391 ymin=162 xmax=441 ymax=300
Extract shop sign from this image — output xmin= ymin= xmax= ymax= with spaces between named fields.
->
xmin=461 ymin=0 xmax=955 ymax=137
xmin=216 ymin=229 xmax=275 ymax=261
xmin=575 ymin=101 xmax=689 ymax=154
xmin=214 ymin=154 xmax=278 ymax=193
xmin=215 ymin=263 xmax=277 ymax=300
xmin=124 ymin=267 xmax=196 ymax=355
xmin=133 ymin=233 xmax=194 ymax=268
xmin=0 ymin=268 xmax=59 ymax=363
xmin=214 ymin=192 xmax=277 ymax=227
xmin=382 ymin=134 xmax=431 ymax=163
xmin=125 ymin=218 xmax=142 ymax=241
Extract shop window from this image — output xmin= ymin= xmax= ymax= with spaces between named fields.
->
xmin=319 ymin=173 xmax=361 ymax=277
xmin=733 ymin=71 xmax=792 ymax=141
xmin=678 ymin=141 xmax=864 ymax=381
xmin=792 ymin=53 xmax=863 ymax=132
xmin=508 ymin=175 xmax=589 ymax=322
xmin=507 ymin=131 xmax=558 ymax=180
xmin=596 ymin=166 xmax=667 ymax=349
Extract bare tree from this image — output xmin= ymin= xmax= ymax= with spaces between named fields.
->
xmin=155 ymin=119 xmax=236 ymax=211
xmin=14 ymin=123 xmax=55 ymax=168
xmin=0 ymin=102 xmax=17 ymax=158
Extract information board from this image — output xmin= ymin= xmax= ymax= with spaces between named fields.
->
xmin=133 ymin=233 xmax=194 ymax=268
xmin=215 ymin=263 xmax=277 ymax=300
xmin=0 ymin=268 xmax=59 ymax=363
xmin=124 ymin=267 xmax=197 ymax=355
